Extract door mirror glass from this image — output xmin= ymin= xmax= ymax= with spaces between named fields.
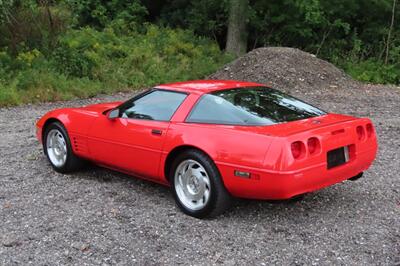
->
xmin=108 ymin=108 xmax=119 ymax=120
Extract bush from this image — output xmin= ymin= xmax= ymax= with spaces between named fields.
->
xmin=64 ymin=0 xmax=147 ymax=29
xmin=0 ymin=25 xmax=231 ymax=106
xmin=342 ymin=59 xmax=400 ymax=85
xmin=51 ymin=25 xmax=231 ymax=87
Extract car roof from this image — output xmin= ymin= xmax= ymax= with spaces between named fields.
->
xmin=156 ymin=80 xmax=269 ymax=94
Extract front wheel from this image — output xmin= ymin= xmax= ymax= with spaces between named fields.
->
xmin=170 ymin=150 xmax=232 ymax=218
xmin=43 ymin=122 xmax=85 ymax=173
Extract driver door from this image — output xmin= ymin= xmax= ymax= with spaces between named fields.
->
xmin=88 ymin=89 xmax=187 ymax=180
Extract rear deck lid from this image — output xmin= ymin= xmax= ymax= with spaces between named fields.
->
xmin=231 ymin=113 xmax=357 ymax=137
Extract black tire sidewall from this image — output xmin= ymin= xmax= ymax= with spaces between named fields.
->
xmin=43 ymin=122 xmax=74 ymax=173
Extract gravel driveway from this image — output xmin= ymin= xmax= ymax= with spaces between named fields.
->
xmin=0 ymin=84 xmax=399 ymax=265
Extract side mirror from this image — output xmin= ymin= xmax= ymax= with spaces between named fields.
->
xmin=108 ymin=108 xmax=119 ymax=120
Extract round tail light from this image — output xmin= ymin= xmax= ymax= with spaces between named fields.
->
xmin=307 ymin=137 xmax=320 ymax=154
xmin=366 ymin=123 xmax=374 ymax=138
xmin=356 ymin=126 xmax=365 ymax=141
xmin=291 ymin=141 xmax=304 ymax=159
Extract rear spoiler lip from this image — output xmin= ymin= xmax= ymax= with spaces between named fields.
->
xmin=286 ymin=117 xmax=359 ymax=136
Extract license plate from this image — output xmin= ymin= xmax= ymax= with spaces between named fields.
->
xmin=327 ymin=146 xmax=349 ymax=169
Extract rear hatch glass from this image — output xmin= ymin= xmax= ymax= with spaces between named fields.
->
xmin=187 ymin=87 xmax=326 ymax=126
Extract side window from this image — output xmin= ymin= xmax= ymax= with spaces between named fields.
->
xmin=120 ymin=90 xmax=187 ymax=121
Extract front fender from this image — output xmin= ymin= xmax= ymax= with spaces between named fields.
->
xmin=36 ymin=108 xmax=98 ymax=157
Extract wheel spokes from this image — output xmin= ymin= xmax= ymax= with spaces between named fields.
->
xmin=174 ymin=159 xmax=211 ymax=211
xmin=46 ymin=129 xmax=68 ymax=167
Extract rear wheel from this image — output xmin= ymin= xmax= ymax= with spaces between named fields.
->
xmin=43 ymin=122 xmax=85 ymax=173
xmin=170 ymin=149 xmax=232 ymax=218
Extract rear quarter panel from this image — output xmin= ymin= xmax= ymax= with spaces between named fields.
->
xmin=160 ymin=122 xmax=275 ymax=183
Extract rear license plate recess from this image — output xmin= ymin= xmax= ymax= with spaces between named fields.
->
xmin=327 ymin=146 xmax=349 ymax=169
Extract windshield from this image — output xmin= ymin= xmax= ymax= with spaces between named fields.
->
xmin=186 ymin=87 xmax=326 ymax=126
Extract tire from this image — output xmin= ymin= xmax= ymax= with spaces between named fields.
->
xmin=43 ymin=121 xmax=85 ymax=173
xmin=169 ymin=149 xmax=232 ymax=218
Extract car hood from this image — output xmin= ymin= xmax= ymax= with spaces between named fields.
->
xmin=80 ymin=101 xmax=123 ymax=113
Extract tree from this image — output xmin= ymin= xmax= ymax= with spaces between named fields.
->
xmin=225 ymin=0 xmax=248 ymax=56
xmin=385 ymin=0 xmax=397 ymax=64
xmin=63 ymin=0 xmax=148 ymax=29
xmin=0 ymin=0 xmax=15 ymax=24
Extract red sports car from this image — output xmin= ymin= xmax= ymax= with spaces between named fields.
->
xmin=36 ymin=80 xmax=378 ymax=218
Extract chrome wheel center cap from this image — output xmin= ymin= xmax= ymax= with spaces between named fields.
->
xmin=188 ymin=175 xmax=200 ymax=194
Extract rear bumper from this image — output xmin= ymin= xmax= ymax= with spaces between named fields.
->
xmin=217 ymin=148 xmax=376 ymax=200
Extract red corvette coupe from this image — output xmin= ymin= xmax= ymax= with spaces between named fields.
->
xmin=36 ymin=80 xmax=377 ymax=218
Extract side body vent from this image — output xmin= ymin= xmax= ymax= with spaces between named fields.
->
xmin=72 ymin=135 xmax=89 ymax=155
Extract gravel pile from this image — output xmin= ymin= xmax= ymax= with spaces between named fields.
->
xmin=1 ymin=48 xmax=399 ymax=265
xmin=209 ymin=47 xmax=359 ymax=93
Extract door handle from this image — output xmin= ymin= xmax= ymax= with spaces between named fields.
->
xmin=151 ymin=129 xmax=163 ymax=136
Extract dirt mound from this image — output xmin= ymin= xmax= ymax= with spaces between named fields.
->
xmin=210 ymin=47 xmax=359 ymax=93
xmin=210 ymin=46 xmax=400 ymax=117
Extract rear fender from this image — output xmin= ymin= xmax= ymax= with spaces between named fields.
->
xmin=160 ymin=123 xmax=274 ymax=182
